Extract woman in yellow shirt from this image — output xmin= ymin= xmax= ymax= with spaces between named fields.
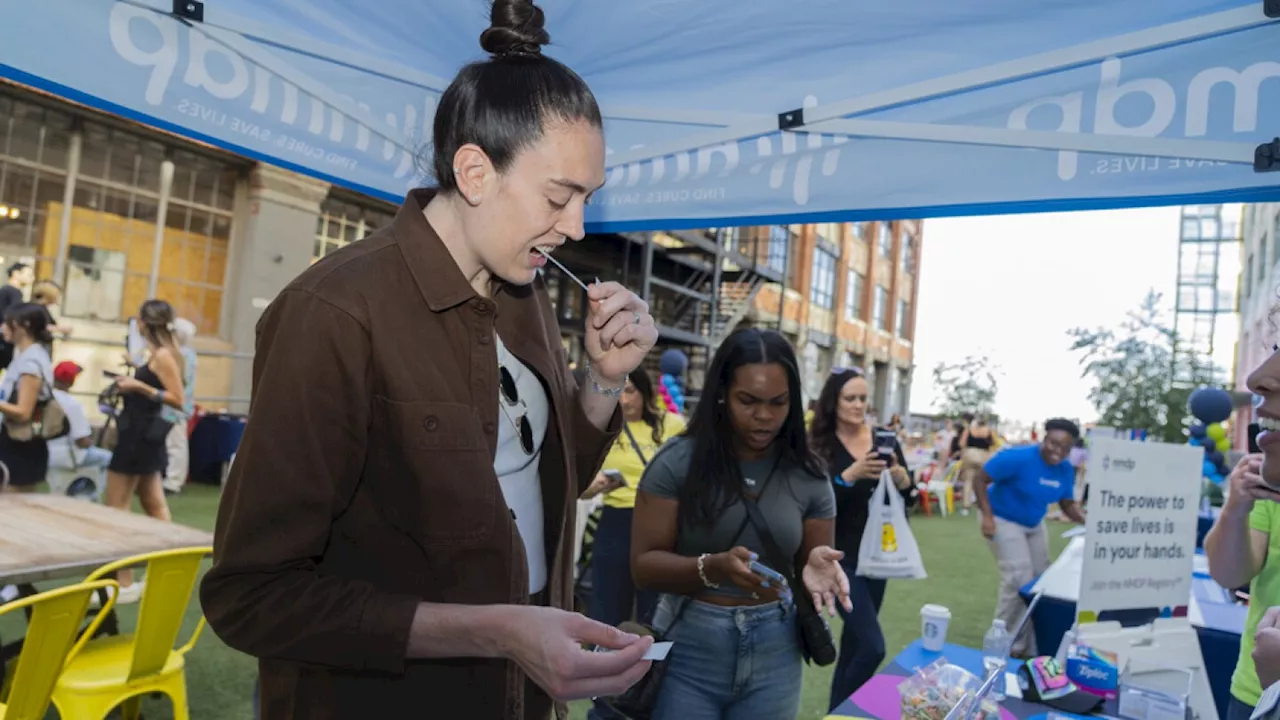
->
xmin=581 ymin=368 xmax=684 ymax=648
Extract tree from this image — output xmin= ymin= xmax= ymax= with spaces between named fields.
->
xmin=932 ymin=355 xmax=1000 ymax=418
xmin=1068 ymin=290 xmax=1220 ymax=443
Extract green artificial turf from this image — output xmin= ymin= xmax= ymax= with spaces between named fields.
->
xmin=2 ymin=485 xmax=1071 ymax=719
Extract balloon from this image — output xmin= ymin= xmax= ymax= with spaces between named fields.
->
xmin=1208 ymin=451 xmax=1225 ymax=467
xmin=1187 ymin=436 xmax=1202 ymax=447
xmin=1203 ymin=460 xmax=1217 ymax=476
xmin=1190 ymin=387 xmax=1234 ymax=425
xmin=1210 ymin=473 xmax=1225 ymax=484
xmin=1206 ymin=423 xmax=1226 ymax=442
xmin=1216 ymin=437 xmax=1232 ymax=453
xmin=1189 ymin=424 xmax=1208 ymax=439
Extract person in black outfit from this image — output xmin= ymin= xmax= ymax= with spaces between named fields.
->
xmin=105 ymin=299 xmax=186 ymax=603
xmin=0 ymin=262 xmax=33 ymax=369
xmin=810 ymin=367 xmax=915 ymax=710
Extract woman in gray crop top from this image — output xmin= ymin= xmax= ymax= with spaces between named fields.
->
xmin=629 ymin=329 xmax=851 ymax=720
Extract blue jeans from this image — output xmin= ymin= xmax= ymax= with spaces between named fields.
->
xmin=587 ymin=507 xmax=659 ymax=720
xmin=1227 ymin=695 xmax=1254 ymax=720
xmin=828 ymin=573 xmax=887 ymax=710
xmin=649 ymin=595 xmax=803 ymax=720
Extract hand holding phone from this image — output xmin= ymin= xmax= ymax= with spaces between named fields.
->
xmin=602 ymin=470 xmax=627 ymax=491
xmin=874 ymin=429 xmax=898 ymax=465
xmin=748 ymin=559 xmax=788 ymax=587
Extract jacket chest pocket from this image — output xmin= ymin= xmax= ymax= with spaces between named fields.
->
xmin=370 ymin=396 xmax=496 ymax=546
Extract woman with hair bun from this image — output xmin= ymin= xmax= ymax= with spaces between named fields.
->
xmin=0 ymin=302 xmax=55 ymax=493
xmin=201 ymin=1 xmax=659 ymax=717
xmin=106 ymin=298 xmax=186 ymax=603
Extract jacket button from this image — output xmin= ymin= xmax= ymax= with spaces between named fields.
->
xmin=484 ymin=421 xmax=496 ymax=434
xmin=423 ymin=416 xmax=439 ymax=432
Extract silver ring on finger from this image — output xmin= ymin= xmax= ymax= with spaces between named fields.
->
xmin=633 ymin=311 xmax=640 ymax=325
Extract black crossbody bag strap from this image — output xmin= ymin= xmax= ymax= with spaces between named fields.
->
xmin=622 ymin=424 xmax=649 ymax=466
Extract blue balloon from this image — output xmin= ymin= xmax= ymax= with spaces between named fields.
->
xmin=1203 ymin=460 xmax=1217 ymax=476
xmin=1210 ymin=473 xmax=1226 ymax=484
xmin=1208 ymin=451 xmax=1225 ymax=467
xmin=1190 ymin=424 xmax=1208 ymax=439
xmin=1188 ymin=436 xmax=1202 ymax=447
xmin=1189 ymin=387 xmax=1234 ymax=425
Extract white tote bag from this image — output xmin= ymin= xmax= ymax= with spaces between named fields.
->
xmin=856 ymin=469 xmax=927 ymax=579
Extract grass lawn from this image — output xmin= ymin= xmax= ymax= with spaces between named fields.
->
xmin=4 ymin=485 xmax=1073 ymax=719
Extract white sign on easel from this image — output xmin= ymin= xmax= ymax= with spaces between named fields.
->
xmin=1076 ymin=437 xmax=1217 ymax=720
xmin=1078 ymin=437 xmax=1203 ymax=620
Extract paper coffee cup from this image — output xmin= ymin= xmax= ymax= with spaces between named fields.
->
xmin=920 ymin=604 xmax=952 ymax=652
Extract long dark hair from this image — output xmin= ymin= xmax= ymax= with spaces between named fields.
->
xmin=431 ymin=0 xmax=602 ymax=192
xmin=5 ymin=302 xmax=54 ymax=347
xmin=678 ymin=328 xmax=823 ymax=528
xmin=809 ymin=367 xmax=866 ymax=470
xmin=628 ymin=368 xmax=665 ymax=445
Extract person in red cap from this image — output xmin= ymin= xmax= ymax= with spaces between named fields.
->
xmin=46 ymin=360 xmax=111 ymax=498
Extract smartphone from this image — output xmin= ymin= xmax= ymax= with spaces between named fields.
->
xmin=874 ymin=429 xmax=898 ymax=463
xmin=748 ymin=559 xmax=788 ymax=587
xmin=602 ymin=469 xmax=627 ymax=491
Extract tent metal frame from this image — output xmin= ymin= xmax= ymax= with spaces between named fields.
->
xmin=140 ymin=1 xmax=1279 ymax=177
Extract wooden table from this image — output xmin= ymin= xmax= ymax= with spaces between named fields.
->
xmin=0 ymin=494 xmax=213 ymax=585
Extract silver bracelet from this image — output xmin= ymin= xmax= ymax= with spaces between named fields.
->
xmin=584 ymin=358 xmax=624 ymax=398
xmin=697 ymin=553 xmax=719 ymax=589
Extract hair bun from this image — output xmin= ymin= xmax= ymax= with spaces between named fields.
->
xmin=480 ymin=0 xmax=549 ymax=58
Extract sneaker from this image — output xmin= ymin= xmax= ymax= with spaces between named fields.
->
xmin=959 ymin=508 xmax=970 ymax=517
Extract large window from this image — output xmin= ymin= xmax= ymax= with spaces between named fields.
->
xmin=765 ymin=225 xmax=791 ymax=274
xmin=314 ymin=195 xmax=396 ymax=262
xmin=877 ymin=222 xmax=893 ymax=258
xmin=872 ymin=286 xmax=890 ymax=330
xmin=810 ymin=247 xmax=837 ymax=309
xmin=901 ymin=236 xmax=916 ymax=274
xmin=851 ymin=222 xmax=868 ymax=242
xmin=3 ymin=91 xmax=244 ymax=334
xmin=0 ymin=96 xmax=73 ymax=270
xmin=845 ymin=269 xmax=864 ymax=321
xmin=896 ymin=299 xmax=910 ymax=338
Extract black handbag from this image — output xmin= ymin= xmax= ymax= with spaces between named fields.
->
xmin=740 ymin=494 xmax=839 ymax=666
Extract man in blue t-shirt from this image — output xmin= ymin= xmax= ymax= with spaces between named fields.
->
xmin=973 ymin=417 xmax=1086 ymax=656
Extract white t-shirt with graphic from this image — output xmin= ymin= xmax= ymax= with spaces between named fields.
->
xmin=494 ymin=334 xmax=550 ymax=594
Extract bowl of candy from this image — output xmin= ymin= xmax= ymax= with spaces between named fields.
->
xmin=899 ymin=658 xmax=1001 ymax=720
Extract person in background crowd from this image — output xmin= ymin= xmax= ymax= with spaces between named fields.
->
xmin=0 ymin=262 xmax=33 ymax=369
xmin=1205 ymin=342 xmax=1280 ymax=720
xmin=201 ymin=2 xmax=658 ymax=715
xmin=632 ymin=328 xmax=850 ymax=720
xmin=106 ymin=299 xmax=184 ymax=603
xmin=580 ymin=368 xmax=685 ymax=720
xmin=46 ymin=360 xmax=112 ymax=496
xmin=0 ymin=303 xmax=54 ymax=493
xmin=161 ymin=318 xmax=197 ymax=495
xmin=809 ymin=367 xmax=914 ymax=709
xmin=972 ymin=417 xmax=1085 ymax=657
xmin=948 ymin=414 xmax=972 ymax=462
xmin=957 ymin=415 xmax=995 ymax=516
xmin=31 ymin=279 xmax=72 ymax=337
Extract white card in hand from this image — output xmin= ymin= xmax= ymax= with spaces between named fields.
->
xmin=643 ymin=642 xmax=673 ymax=661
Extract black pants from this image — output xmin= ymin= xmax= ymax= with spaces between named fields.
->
xmin=587 ymin=506 xmax=658 ymax=720
xmin=828 ymin=570 xmax=888 ymax=711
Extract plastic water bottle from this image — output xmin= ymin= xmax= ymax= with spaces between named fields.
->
xmin=982 ymin=618 xmax=1011 ymax=701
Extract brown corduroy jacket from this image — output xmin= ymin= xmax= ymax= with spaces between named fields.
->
xmin=200 ymin=188 xmax=618 ymax=719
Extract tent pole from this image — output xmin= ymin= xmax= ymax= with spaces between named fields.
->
xmin=815 ymin=119 xmax=1256 ymax=164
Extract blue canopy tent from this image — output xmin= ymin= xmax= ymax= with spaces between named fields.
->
xmin=2 ymin=0 xmax=1278 ymax=234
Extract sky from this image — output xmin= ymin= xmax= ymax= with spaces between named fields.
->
xmin=908 ymin=206 xmax=1186 ymax=426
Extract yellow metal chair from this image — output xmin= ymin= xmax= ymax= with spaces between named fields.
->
xmin=0 ymin=579 xmax=118 ymax=720
xmin=50 ymin=547 xmax=213 ymax=720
